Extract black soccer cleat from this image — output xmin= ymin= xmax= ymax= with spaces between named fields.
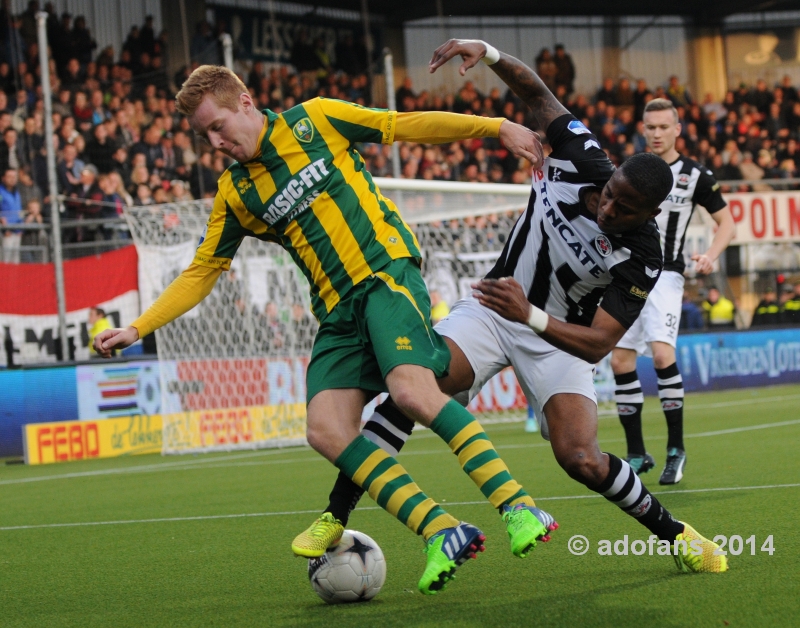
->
xmin=625 ymin=452 xmax=656 ymax=476
xmin=659 ymin=448 xmax=686 ymax=485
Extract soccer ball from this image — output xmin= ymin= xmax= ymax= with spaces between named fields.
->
xmin=308 ymin=530 xmax=386 ymax=604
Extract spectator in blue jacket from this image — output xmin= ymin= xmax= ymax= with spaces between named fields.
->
xmin=0 ymin=168 xmax=23 ymax=263
xmin=680 ymin=291 xmax=705 ymax=331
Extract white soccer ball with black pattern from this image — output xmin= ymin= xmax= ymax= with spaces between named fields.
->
xmin=308 ymin=530 xmax=386 ymax=604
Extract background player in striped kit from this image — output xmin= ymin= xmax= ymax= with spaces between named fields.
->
xmin=610 ymin=98 xmax=735 ymax=485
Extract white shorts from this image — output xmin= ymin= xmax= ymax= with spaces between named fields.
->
xmin=616 ymin=270 xmax=684 ymax=356
xmin=435 ymin=297 xmax=597 ymax=440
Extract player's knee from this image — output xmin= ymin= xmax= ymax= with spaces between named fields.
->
xmin=390 ymin=385 xmax=445 ymax=425
xmin=610 ymin=350 xmax=634 ymax=374
xmin=305 ymin=422 xmax=326 ymax=453
xmin=555 ymin=448 xmax=606 ymax=486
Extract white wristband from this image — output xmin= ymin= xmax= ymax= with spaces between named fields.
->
xmin=527 ymin=305 xmax=549 ymax=333
xmin=481 ymin=42 xmax=500 ymax=66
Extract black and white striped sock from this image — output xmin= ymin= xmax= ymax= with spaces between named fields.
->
xmin=595 ymin=453 xmax=684 ymax=540
xmin=656 ymin=363 xmax=685 ymax=451
xmin=324 ymin=399 xmax=414 ymax=524
xmin=361 ymin=399 xmax=415 ymax=456
xmin=614 ymin=370 xmax=646 ymax=455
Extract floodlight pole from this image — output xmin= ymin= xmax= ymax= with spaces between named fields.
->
xmin=221 ymin=33 xmax=233 ymax=71
xmin=37 ymin=12 xmax=69 ymax=361
xmin=383 ymin=49 xmax=401 ymax=179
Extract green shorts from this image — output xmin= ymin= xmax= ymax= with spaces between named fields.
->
xmin=306 ymin=258 xmax=451 ymax=403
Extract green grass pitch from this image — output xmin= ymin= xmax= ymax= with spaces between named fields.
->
xmin=2 ymin=384 xmax=799 ymax=627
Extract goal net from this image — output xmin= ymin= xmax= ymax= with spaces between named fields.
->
xmin=126 ymin=180 xmax=616 ymax=455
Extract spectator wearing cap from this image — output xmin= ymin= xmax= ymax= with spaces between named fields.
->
xmin=0 ymin=169 xmax=23 ymax=263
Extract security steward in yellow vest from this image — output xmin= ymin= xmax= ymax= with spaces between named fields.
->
xmin=781 ymin=284 xmax=800 ymax=325
xmin=751 ymin=290 xmax=780 ymax=327
xmin=702 ymin=287 xmax=736 ymax=329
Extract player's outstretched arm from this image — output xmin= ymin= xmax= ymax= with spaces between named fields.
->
xmin=92 ymin=263 xmax=223 ymax=358
xmin=473 ymin=277 xmax=626 ymax=364
xmin=429 ymin=39 xmax=569 ymax=132
xmin=394 ymin=112 xmax=542 ymax=166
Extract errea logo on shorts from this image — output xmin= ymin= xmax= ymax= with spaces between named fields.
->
xmin=395 ymin=337 xmax=412 ymax=351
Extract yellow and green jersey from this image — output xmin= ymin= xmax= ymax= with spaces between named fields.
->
xmin=195 ymin=97 xmax=421 ymax=322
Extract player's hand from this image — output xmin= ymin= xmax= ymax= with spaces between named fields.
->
xmin=93 ymin=326 xmax=139 ymax=358
xmin=499 ymin=121 xmax=543 ymax=169
xmin=472 ymin=277 xmax=531 ymax=324
xmin=429 ymin=39 xmax=489 ymax=76
xmin=691 ymin=253 xmax=714 ymax=275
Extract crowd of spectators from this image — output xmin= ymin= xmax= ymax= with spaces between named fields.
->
xmin=0 ymin=4 xmax=797 ymax=290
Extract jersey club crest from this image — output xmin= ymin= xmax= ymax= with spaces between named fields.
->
xmin=594 ymin=234 xmax=613 ymax=257
xmin=293 ymin=118 xmax=315 ymax=143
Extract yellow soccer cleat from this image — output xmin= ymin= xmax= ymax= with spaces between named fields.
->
xmin=291 ymin=512 xmax=344 ymax=558
xmin=673 ymin=522 xmax=729 ymax=573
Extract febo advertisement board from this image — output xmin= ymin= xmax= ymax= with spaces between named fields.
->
xmin=23 ymin=415 xmax=163 ymax=465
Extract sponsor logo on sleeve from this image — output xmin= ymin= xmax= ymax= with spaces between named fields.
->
xmin=645 ymin=266 xmax=659 ymax=278
xmin=629 ymin=285 xmax=649 ymax=299
xmin=292 ymin=117 xmax=315 ymax=143
xmin=395 ymin=336 xmax=413 ymax=351
xmin=594 ymin=234 xmax=613 ymax=257
xmin=567 ymin=120 xmax=590 ymax=135
xmin=584 ymin=139 xmax=600 ymax=150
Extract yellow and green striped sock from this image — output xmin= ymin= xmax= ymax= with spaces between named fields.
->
xmin=431 ymin=399 xmax=535 ymax=510
xmin=335 ymin=435 xmax=459 ymax=540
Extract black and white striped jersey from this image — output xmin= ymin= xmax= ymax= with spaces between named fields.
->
xmin=658 ymin=156 xmax=726 ymax=273
xmin=486 ymin=114 xmax=663 ymax=330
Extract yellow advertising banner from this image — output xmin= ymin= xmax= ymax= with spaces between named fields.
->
xmin=23 ymin=403 xmax=307 ymax=463
xmin=24 ymin=415 xmax=163 ymax=465
xmin=162 ymin=403 xmax=307 ymax=453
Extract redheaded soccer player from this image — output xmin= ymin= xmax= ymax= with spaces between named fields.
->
xmin=94 ymin=64 xmax=557 ymax=595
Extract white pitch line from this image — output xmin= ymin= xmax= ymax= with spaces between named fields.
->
xmin=3 ymin=417 xmax=800 ymax=486
xmin=1 ymin=483 xmax=797 ymax=532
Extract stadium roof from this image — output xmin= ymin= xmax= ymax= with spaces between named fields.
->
xmin=324 ymin=1 xmax=799 ymax=26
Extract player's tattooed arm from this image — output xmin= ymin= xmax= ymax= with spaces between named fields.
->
xmin=429 ymin=39 xmax=569 ymax=132
xmin=490 ymin=54 xmax=569 ymax=132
